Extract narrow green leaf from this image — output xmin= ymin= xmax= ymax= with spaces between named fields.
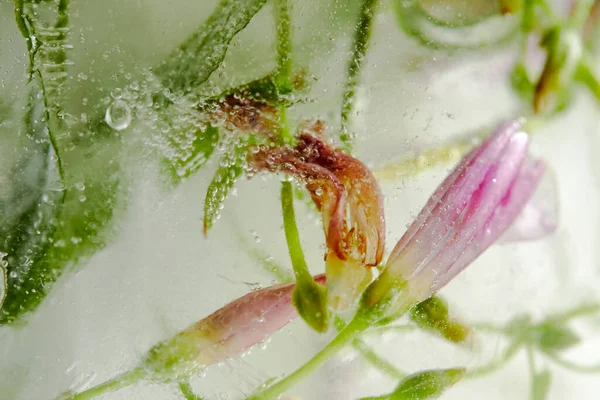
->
xmin=166 ymin=125 xmax=219 ymax=184
xmin=154 ymin=0 xmax=268 ymax=95
xmin=361 ymin=368 xmax=466 ymax=400
xmin=203 ymin=143 xmax=246 ymax=234
xmin=535 ymin=322 xmax=580 ymax=353
xmin=532 ymin=370 xmax=551 ymax=400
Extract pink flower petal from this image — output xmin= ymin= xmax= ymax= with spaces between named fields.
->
xmin=499 ymin=164 xmax=558 ymax=243
xmin=387 ymin=120 xmax=523 ymax=281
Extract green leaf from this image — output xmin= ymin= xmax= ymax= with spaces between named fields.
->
xmin=292 ymin=279 xmax=330 ymax=333
xmin=0 ymin=123 xmax=123 ymax=324
xmin=154 ymin=0 xmax=268 ymax=95
xmin=532 ymin=369 xmax=551 ymax=400
xmin=166 ymin=125 xmax=219 ymax=184
xmin=0 ymin=77 xmax=65 ymax=324
xmin=361 ymin=368 xmax=466 ymax=400
xmin=391 ymin=0 xmax=519 ymax=51
xmin=203 ymin=142 xmax=247 ymax=234
xmin=535 ymin=322 xmax=580 ymax=353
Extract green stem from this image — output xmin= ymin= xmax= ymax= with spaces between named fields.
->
xmin=246 ymin=315 xmax=370 ymax=400
xmin=545 ymin=352 xmax=600 ymax=373
xmin=280 ymin=180 xmax=312 ymax=284
xmin=274 ymin=0 xmax=293 ymax=91
xmin=178 ymin=381 xmax=204 ymax=400
xmin=279 ymin=106 xmax=294 ymax=144
xmin=340 ymin=0 xmax=379 ymax=150
xmin=58 ymin=367 xmax=147 ymax=400
xmin=576 ymin=55 xmax=600 ymax=103
xmin=571 ymin=0 xmax=595 ymax=28
xmin=353 ymin=338 xmax=406 ymax=380
xmin=465 ymin=340 xmax=522 ymax=379
xmin=545 ymin=302 xmax=600 ymax=324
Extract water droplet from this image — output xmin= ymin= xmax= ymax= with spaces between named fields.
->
xmin=74 ymin=182 xmax=85 ymax=191
xmin=105 ymin=100 xmax=132 ymax=131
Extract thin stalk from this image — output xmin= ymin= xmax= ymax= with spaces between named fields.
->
xmin=571 ymin=0 xmax=595 ymax=28
xmin=545 ymin=302 xmax=600 ymax=324
xmin=340 ymin=0 xmax=379 ymax=151
xmin=274 ymin=0 xmax=292 ymax=91
xmin=353 ymin=338 xmax=406 ymax=380
xmin=576 ymin=55 xmax=600 ymax=103
xmin=465 ymin=340 xmax=522 ymax=379
xmin=179 ymin=381 xmax=204 ymax=400
xmin=246 ymin=315 xmax=370 ymax=400
xmin=57 ymin=367 xmax=147 ymax=400
xmin=545 ymin=352 xmax=600 ymax=373
xmin=280 ymin=180 xmax=312 ymax=284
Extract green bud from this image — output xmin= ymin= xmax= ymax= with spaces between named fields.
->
xmin=411 ymin=297 xmax=471 ymax=344
xmin=361 ymin=368 xmax=466 ymax=400
xmin=293 ymin=280 xmax=330 ymax=333
xmin=534 ymin=321 xmax=580 ymax=353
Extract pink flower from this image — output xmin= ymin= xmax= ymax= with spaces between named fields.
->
xmin=364 ymin=120 xmax=549 ymax=318
xmin=249 ymin=121 xmax=385 ymax=311
xmin=144 ymin=274 xmax=326 ymax=378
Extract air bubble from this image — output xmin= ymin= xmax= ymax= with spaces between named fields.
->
xmin=105 ymin=100 xmax=132 ymax=131
xmin=110 ymin=88 xmax=123 ymax=99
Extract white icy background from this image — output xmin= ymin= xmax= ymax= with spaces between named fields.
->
xmin=1 ymin=1 xmax=600 ymax=399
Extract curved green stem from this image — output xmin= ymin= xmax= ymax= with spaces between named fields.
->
xmin=57 ymin=367 xmax=147 ymax=400
xmin=545 ymin=352 xmax=600 ymax=373
xmin=246 ymin=315 xmax=370 ymax=399
xmin=571 ymin=0 xmax=595 ymax=28
xmin=353 ymin=338 xmax=406 ymax=380
xmin=545 ymin=302 xmax=600 ymax=324
xmin=576 ymin=55 xmax=600 ymax=103
xmin=465 ymin=340 xmax=522 ymax=379
xmin=340 ymin=0 xmax=379 ymax=150
xmin=178 ymin=381 xmax=205 ymax=400
xmin=274 ymin=0 xmax=292 ymax=91
xmin=280 ymin=181 xmax=312 ymax=284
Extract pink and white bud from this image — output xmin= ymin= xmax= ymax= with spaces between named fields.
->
xmin=144 ymin=274 xmax=326 ymax=379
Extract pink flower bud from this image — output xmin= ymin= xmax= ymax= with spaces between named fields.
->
xmin=144 ymin=274 xmax=325 ymax=379
xmin=364 ymin=121 xmax=549 ymax=317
